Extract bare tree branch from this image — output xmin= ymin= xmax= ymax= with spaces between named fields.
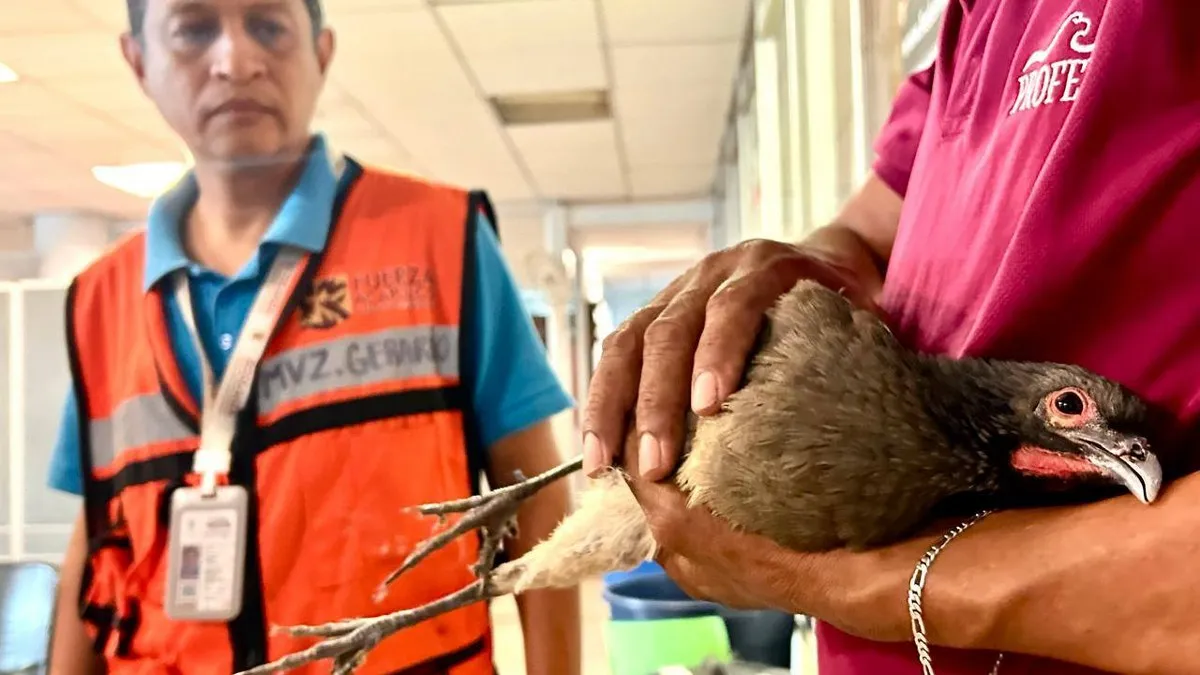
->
xmin=237 ymin=456 xmax=585 ymax=675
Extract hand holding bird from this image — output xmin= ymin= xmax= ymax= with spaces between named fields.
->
xmin=240 ymin=279 xmax=1164 ymax=675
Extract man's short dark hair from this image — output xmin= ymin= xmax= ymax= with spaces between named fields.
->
xmin=126 ymin=0 xmax=324 ymax=37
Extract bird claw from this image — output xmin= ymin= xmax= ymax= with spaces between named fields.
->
xmin=236 ymin=457 xmax=584 ymax=675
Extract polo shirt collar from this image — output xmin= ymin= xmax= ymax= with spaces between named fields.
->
xmin=142 ymin=133 xmax=343 ymax=291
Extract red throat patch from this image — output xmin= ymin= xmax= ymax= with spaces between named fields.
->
xmin=1011 ymin=445 xmax=1104 ymax=479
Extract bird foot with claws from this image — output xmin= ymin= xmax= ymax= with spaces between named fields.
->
xmin=235 ymin=457 xmax=584 ymax=675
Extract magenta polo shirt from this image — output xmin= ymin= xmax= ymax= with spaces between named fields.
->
xmin=816 ymin=0 xmax=1200 ymax=673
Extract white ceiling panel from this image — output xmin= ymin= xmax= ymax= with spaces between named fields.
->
xmin=98 ymin=108 xmax=189 ymax=146
xmin=621 ymin=116 xmax=723 ymax=167
xmin=534 ymin=164 xmax=625 ymax=201
xmin=615 ymin=82 xmax=732 ymax=125
xmin=0 ymin=137 xmax=73 ymax=178
xmin=509 ymin=120 xmax=623 ymax=199
xmin=508 ymin=121 xmax=619 ymax=175
xmin=51 ymin=76 xmax=153 ymax=114
xmin=323 ymin=0 xmax=428 ymax=16
xmin=69 ymin=0 xmax=137 ymax=32
xmin=438 ymin=0 xmax=599 ymax=50
xmin=328 ymin=133 xmax=422 ymax=176
xmin=610 ymin=43 xmax=742 ymax=91
xmin=0 ymin=0 xmax=103 ymax=35
xmin=0 ymin=83 xmax=81 ymax=119
xmin=464 ymin=45 xmax=606 ymax=96
xmin=601 ymin=0 xmax=752 ymax=46
xmin=0 ymin=32 xmax=127 ymax=79
xmin=628 ymin=165 xmax=715 ymax=199
xmin=377 ymin=102 xmax=534 ymax=200
xmin=68 ymin=139 xmax=182 ymax=169
xmin=0 ymin=0 xmax=745 ymax=260
xmin=615 ymin=87 xmax=731 ymax=155
xmin=326 ymin=8 xmax=451 ymax=53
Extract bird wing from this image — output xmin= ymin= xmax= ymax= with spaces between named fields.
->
xmin=678 ymin=280 xmax=977 ymax=551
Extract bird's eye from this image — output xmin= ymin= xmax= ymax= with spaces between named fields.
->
xmin=1053 ymin=391 xmax=1085 ymax=416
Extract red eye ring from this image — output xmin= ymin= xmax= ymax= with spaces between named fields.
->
xmin=1046 ymin=387 xmax=1093 ymax=425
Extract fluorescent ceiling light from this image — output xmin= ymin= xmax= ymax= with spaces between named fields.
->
xmin=491 ymin=89 xmax=611 ymax=126
xmin=0 ymin=62 xmax=18 ymax=83
xmin=92 ymin=162 xmax=189 ymax=198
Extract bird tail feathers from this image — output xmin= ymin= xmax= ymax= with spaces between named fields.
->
xmin=489 ymin=469 xmax=657 ymax=595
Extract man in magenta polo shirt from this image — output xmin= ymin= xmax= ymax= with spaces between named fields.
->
xmin=581 ymin=1 xmax=1200 ymax=673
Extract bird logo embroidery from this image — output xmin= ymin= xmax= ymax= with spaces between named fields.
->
xmin=298 ymin=275 xmax=351 ymax=330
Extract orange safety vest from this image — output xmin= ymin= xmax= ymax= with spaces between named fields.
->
xmin=67 ymin=158 xmax=499 ymax=675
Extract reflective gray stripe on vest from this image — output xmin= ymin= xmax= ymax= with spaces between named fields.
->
xmin=256 ymin=325 xmax=460 ymax=417
xmin=89 ymin=393 xmax=196 ymax=470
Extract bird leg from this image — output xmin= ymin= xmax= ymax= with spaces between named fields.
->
xmin=237 ymin=456 xmax=585 ymax=675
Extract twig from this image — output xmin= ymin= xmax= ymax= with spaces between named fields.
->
xmin=238 ymin=456 xmax=585 ymax=675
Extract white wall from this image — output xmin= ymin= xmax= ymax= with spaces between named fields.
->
xmin=1 ymin=280 xmax=80 ymax=563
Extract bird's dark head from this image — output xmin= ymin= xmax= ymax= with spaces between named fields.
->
xmin=998 ymin=364 xmax=1161 ymax=504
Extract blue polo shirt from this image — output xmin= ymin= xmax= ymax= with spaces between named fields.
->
xmin=46 ymin=135 xmax=573 ymax=496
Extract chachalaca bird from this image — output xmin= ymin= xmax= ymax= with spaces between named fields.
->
xmin=242 ymin=279 xmax=1163 ymax=675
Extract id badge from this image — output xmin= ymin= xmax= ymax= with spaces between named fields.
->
xmin=164 ymin=485 xmax=249 ymax=622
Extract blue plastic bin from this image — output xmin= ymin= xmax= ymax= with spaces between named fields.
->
xmin=602 ymin=571 xmax=795 ymax=667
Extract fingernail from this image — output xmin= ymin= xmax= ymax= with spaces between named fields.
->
xmin=691 ymin=371 xmax=719 ymax=411
xmin=638 ymin=433 xmax=662 ymax=477
xmin=583 ymin=432 xmax=605 ymax=475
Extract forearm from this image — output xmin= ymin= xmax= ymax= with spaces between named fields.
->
xmin=815 ymin=473 xmax=1200 ymax=674
xmin=51 ymin=511 xmax=106 ymax=675
xmin=487 ymin=420 xmax=582 ymax=675
xmin=509 ymin=479 xmax=581 ymax=675
xmin=514 ymin=585 xmax=581 ymax=675
xmin=796 ymin=171 xmax=902 ymax=301
xmin=799 ymin=224 xmax=888 ymax=299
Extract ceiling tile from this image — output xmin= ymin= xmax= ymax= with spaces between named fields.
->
xmin=620 ymin=111 xmax=725 ymax=167
xmin=48 ymin=77 xmax=153 ymax=114
xmin=329 ymin=134 xmax=423 ymax=176
xmin=324 ymin=0 xmax=427 ymax=18
xmin=0 ymin=32 xmax=128 ymax=79
xmin=621 ymin=130 xmax=723 ymax=168
xmin=312 ymin=103 xmax=383 ymax=142
xmin=628 ymin=165 xmax=716 ymax=199
xmin=69 ymin=0 xmax=135 ymax=32
xmin=372 ymin=103 xmax=534 ymax=200
xmin=534 ymin=165 xmax=625 ymax=201
xmin=508 ymin=120 xmax=619 ymax=177
xmin=615 ymin=81 xmax=731 ymax=122
xmin=0 ymin=82 xmax=80 ymax=119
xmin=326 ymin=9 xmax=451 ymax=54
xmin=611 ymin=42 xmax=741 ymax=90
xmin=616 ymin=80 xmax=729 ymax=177
xmin=438 ymin=0 xmax=598 ymax=50
xmin=70 ymin=139 xmax=185 ymax=168
xmin=0 ymin=0 xmax=742 ymax=225
xmin=0 ymin=1 xmax=104 ymax=35
xmin=510 ymin=121 xmax=625 ymax=200
xmin=465 ymin=45 xmax=606 ymax=96
xmin=601 ymin=0 xmax=752 ymax=46
xmin=104 ymin=109 xmax=189 ymax=145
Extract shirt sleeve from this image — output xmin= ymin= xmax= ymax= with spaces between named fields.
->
xmin=46 ymin=384 xmax=85 ymax=496
xmin=461 ymin=211 xmax=575 ymax=450
xmin=871 ymin=63 xmax=936 ymax=198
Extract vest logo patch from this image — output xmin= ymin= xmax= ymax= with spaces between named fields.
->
xmin=299 ymin=276 xmax=352 ymax=330
xmin=1009 ymin=10 xmax=1096 ymax=117
xmin=349 ymin=265 xmax=437 ymax=313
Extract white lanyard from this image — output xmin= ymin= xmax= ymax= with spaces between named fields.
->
xmin=172 ymin=246 xmax=307 ymax=496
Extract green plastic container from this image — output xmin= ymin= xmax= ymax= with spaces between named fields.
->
xmin=604 ymin=615 xmax=733 ymax=675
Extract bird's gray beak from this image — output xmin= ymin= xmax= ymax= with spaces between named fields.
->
xmin=1065 ymin=428 xmax=1162 ymax=504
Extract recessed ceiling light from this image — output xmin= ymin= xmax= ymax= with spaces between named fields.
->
xmin=0 ymin=62 xmax=18 ymax=84
xmin=92 ymin=162 xmax=188 ymax=199
xmin=491 ymin=89 xmax=612 ymax=126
